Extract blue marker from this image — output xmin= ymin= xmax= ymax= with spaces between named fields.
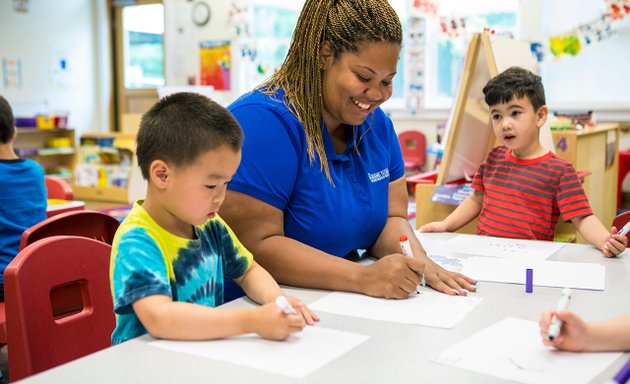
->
xmin=606 ymin=356 xmax=630 ymax=384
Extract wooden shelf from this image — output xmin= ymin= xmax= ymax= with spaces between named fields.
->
xmin=14 ymin=128 xmax=76 ymax=180
xmin=73 ymin=132 xmax=135 ymax=203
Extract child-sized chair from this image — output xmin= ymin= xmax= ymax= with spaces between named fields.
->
xmin=0 ymin=211 xmax=118 ymax=351
xmin=4 ymin=236 xmax=116 ymax=381
xmin=44 ymin=175 xmax=74 ymax=200
xmin=398 ymin=130 xmax=427 ymax=173
xmin=19 ymin=210 xmax=120 ymax=250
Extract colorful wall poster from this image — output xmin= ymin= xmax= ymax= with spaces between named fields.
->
xmin=199 ymin=40 xmax=231 ymax=90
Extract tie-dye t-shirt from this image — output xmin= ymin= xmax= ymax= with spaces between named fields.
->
xmin=110 ymin=201 xmax=253 ymax=344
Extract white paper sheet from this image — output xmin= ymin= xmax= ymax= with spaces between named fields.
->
xmin=432 ymin=317 xmax=622 ymax=384
xmin=309 ymin=290 xmax=482 ymax=328
xmin=150 ymin=326 xmax=368 ymax=379
xmin=461 ymin=256 xmax=606 ymax=290
xmin=431 ymin=234 xmax=565 ymax=260
xmin=415 ymin=231 xmax=450 ymax=253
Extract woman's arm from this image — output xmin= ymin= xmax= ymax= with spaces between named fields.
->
xmin=220 ymin=190 xmax=425 ymax=299
xmin=369 ymin=177 xmax=477 ymax=295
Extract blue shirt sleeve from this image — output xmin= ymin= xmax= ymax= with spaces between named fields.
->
xmin=228 ymin=101 xmax=302 ymax=211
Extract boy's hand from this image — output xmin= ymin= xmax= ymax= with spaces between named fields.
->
xmin=255 ymin=302 xmax=306 ymax=341
xmin=419 ymin=221 xmax=448 ymax=233
xmin=602 ymin=226 xmax=627 ymax=257
xmin=285 ymin=296 xmax=319 ymax=326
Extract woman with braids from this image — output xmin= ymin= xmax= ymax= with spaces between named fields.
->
xmin=220 ymin=0 xmax=477 ymax=299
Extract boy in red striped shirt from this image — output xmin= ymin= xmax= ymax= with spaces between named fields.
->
xmin=420 ymin=66 xmax=626 ymax=257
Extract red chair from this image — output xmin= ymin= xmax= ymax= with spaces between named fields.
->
xmin=613 ymin=211 xmax=630 ymax=248
xmin=4 ymin=236 xmax=115 ymax=381
xmin=398 ymin=130 xmax=427 ymax=172
xmin=19 ymin=210 xmax=120 ymax=251
xmin=0 ymin=211 xmax=118 ymax=351
xmin=618 ymin=150 xmax=630 ymax=209
xmin=44 ymin=175 xmax=74 ymax=200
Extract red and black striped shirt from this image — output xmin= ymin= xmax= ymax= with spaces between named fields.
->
xmin=471 ymin=146 xmax=592 ymax=241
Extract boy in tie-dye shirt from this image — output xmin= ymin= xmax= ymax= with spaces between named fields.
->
xmin=110 ymin=93 xmax=318 ymax=345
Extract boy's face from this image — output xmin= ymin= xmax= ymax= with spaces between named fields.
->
xmin=164 ymin=145 xmax=241 ymax=229
xmin=490 ymin=96 xmax=548 ymax=158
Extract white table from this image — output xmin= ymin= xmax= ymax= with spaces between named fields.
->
xmin=19 ymin=234 xmax=630 ymax=383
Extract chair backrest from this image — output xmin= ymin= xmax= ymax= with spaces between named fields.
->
xmin=4 ymin=235 xmax=115 ymax=381
xmin=19 ymin=210 xmax=120 ymax=251
xmin=44 ymin=175 xmax=74 ymax=200
xmin=398 ymin=130 xmax=427 ymax=169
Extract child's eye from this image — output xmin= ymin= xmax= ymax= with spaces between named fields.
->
xmin=206 ymin=185 xmax=217 ymax=190
xmin=512 ymin=111 xmax=521 ymax=117
xmin=491 ymin=114 xmax=501 ymax=120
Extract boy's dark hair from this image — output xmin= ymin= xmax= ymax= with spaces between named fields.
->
xmin=0 ymin=95 xmax=15 ymax=143
xmin=483 ymin=66 xmax=546 ymax=111
xmin=136 ymin=92 xmax=243 ymax=180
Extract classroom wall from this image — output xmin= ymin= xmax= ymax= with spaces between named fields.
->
xmin=1 ymin=0 xmax=628 ymax=144
xmin=541 ymin=0 xmax=630 ymax=112
xmin=0 ymin=0 xmax=106 ymax=138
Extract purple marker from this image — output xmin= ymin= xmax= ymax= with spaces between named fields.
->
xmin=526 ymin=268 xmax=533 ymax=293
xmin=606 ymin=356 xmax=630 ymax=384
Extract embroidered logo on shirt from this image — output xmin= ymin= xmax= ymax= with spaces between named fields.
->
xmin=368 ymin=168 xmax=389 ymax=183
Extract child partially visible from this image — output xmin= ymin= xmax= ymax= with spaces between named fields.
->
xmin=420 ymin=67 xmax=626 ymax=257
xmin=540 ymin=310 xmax=630 ymax=351
xmin=0 ymin=95 xmax=46 ymax=301
xmin=110 ymin=92 xmax=318 ymax=345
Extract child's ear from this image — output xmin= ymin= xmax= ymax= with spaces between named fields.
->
xmin=149 ymin=160 xmax=170 ymax=189
xmin=536 ymin=105 xmax=549 ymax=128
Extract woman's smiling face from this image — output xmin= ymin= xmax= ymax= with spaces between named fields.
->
xmin=320 ymin=41 xmax=400 ymax=131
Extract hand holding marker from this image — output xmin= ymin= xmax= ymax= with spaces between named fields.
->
xmin=399 ymin=235 xmax=424 ymax=294
xmin=548 ymin=288 xmax=572 ymax=341
xmin=617 ymin=221 xmax=630 ymax=236
xmin=275 ymin=295 xmax=297 ymax=315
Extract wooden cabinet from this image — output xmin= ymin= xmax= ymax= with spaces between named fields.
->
xmin=14 ymin=128 xmax=76 ymax=181
xmin=552 ymin=124 xmax=619 ymax=243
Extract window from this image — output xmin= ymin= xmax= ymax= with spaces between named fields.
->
xmin=122 ymin=4 xmax=165 ymax=89
xmin=422 ymin=0 xmax=519 ymax=110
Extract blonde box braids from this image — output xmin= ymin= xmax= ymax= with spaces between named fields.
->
xmin=259 ymin=0 xmax=402 ymax=183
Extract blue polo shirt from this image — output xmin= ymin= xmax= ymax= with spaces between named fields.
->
xmin=228 ymin=89 xmax=404 ymax=257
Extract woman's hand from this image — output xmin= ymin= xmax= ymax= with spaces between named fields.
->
xmin=360 ymin=254 xmax=425 ymax=299
xmin=422 ymin=259 xmax=477 ymax=296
